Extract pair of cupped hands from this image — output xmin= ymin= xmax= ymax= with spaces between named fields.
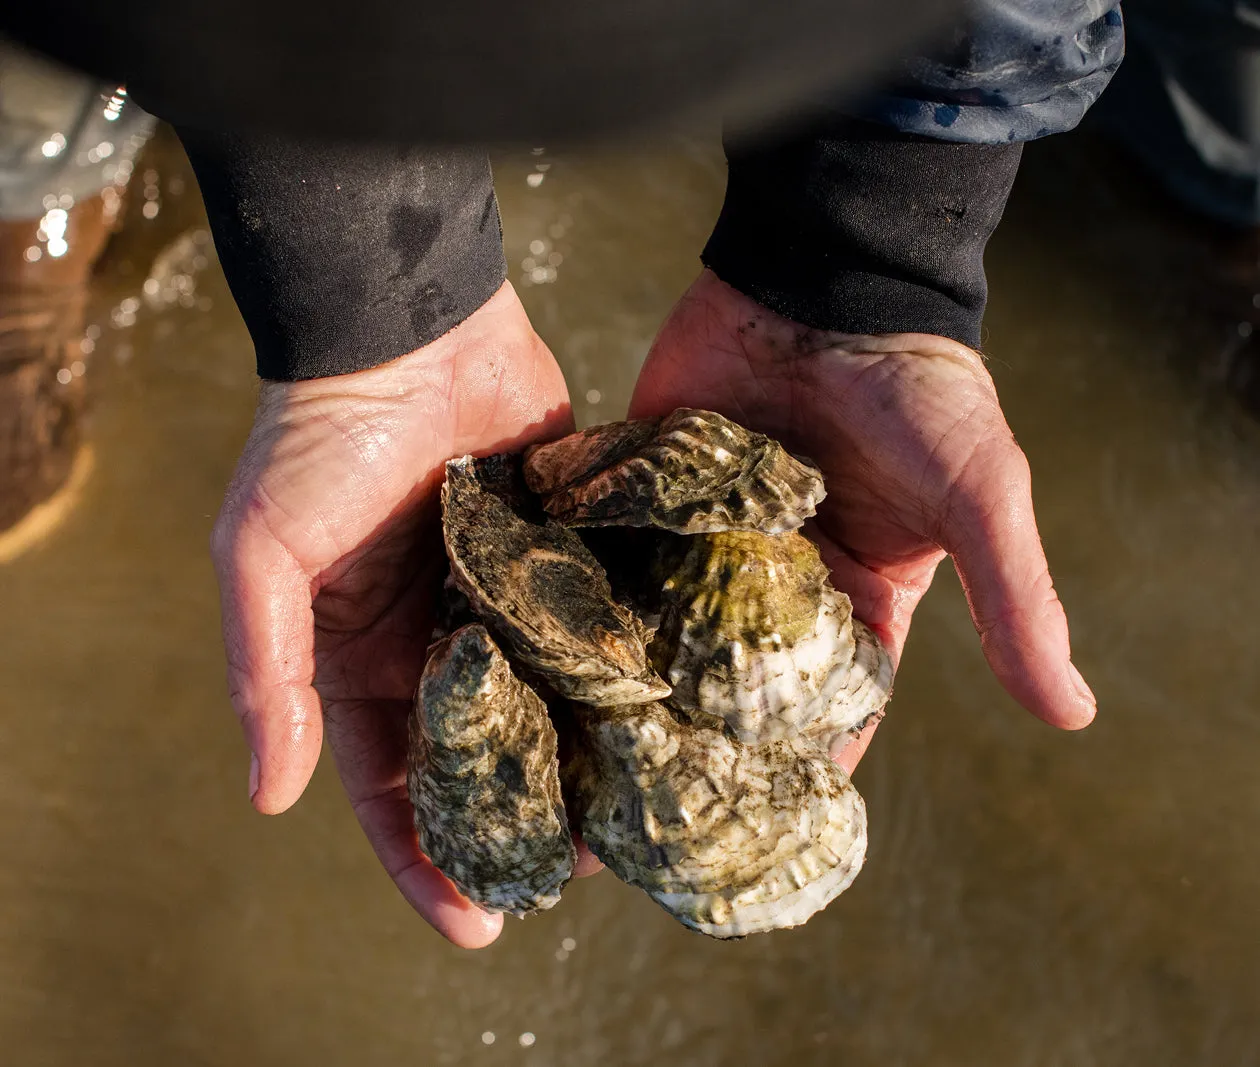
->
xmin=213 ymin=270 xmax=1095 ymax=948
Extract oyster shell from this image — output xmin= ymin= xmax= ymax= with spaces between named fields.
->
xmin=442 ymin=454 xmax=670 ymax=706
xmin=800 ymin=618 xmax=895 ymax=757
xmin=567 ymin=701 xmax=867 ymax=938
xmin=407 ymin=623 xmax=576 ymax=915
xmin=650 ymin=530 xmax=892 ymax=746
xmin=522 ymin=408 xmax=826 ymax=535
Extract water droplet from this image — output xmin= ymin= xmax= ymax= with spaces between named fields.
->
xmin=585 ymin=389 xmax=601 ymax=404
xmin=529 ymin=239 xmax=546 ymax=256
xmin=80 ymin=338 xmax=95 ymax=355
xmin=143 ymin=278 xmax=160 ymax=296
xmin=142 ymin=201 xmax=160 ymax=219
xmin=481 ymin=1031 xmax=495 ymax=1046
xmin=56 ymin=368 xmax=73 ymax=385
xmin=518 ymin=1032 xmax=536 ymax=1048
xmin=560 ymin=937 xmax=577 ymax=951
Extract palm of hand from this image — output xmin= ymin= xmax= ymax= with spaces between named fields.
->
xmin=213 ymin=284 xmax=571 ymax=947
xmin=630 ymin=272 xmax=1095 ymax=769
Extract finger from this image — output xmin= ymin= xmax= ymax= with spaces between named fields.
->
xmin=324 ymin=697 xmax=503 ymax=949
xmin=572 ymin=834 xmax=605 ymax=878
xmin=212 ymin=514 xmax=324 ymax=814
xmin=832 ymin=713 xmax=883 ymax=776
xmin=945 ymin=445 xmax=1095 ymax=730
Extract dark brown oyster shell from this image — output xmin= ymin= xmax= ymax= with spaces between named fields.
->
xmin=442 ymin=454 xmax=670 ymax=706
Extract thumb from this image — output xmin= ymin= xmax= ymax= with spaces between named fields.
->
xmin=944 ymin=441 xmax=1095 ymax=730
xmin=212 ymin=511 xmax=324 ymax=813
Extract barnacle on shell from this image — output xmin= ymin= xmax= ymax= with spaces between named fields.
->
xmin=407 ymin=624 xmax=576 ymax=914
xmin=567 ymin=701 xmax=867 ymax=938
xmin=442 ymin=455 xmax=670 ymax=706
xmin=522 ymin=408 xmax=826 ymax=535
xmin=650 ymin=530 xmax=892 ymax=746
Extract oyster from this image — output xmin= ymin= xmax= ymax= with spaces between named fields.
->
xmin=567 ymin=701 xmax=867 ymax=938
xmin=650 ymin=530 xmax=892 ymax=746
xmin=407 ymin=624 xmax=576 ymax=914
xmin=406 ymin=409 xmax=895 ymax=939
xmin=442 ymin=454 xmax=669 ymax=706
xmin=522 ymin=408 xmax=826 ymax=535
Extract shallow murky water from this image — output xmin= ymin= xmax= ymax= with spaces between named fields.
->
xmin=2 ymin=129 xmax=1258 ymax=1066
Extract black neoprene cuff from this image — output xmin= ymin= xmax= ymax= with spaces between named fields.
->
xmin=702 ymin=118 xmax=1023 ymax=350
xmin=177 ymin=128 xmax=507 ymax=381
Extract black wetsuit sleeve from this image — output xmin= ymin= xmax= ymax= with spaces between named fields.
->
xmin=701 ymin=118 xmax=1022 ymax=350
xmin=176 ymin=127 xmax=507 ymax=381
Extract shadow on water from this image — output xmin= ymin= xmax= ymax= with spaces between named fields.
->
xmin=1 ymin=126 xmax=1258 ymax=1065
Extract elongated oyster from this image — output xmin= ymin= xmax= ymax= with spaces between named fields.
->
xmin=407 ymin=624 xmax=576 ymax=914
xmin=442 ymin=455 xmax=669 ymax=706
xmin=648 ymin=529 xmax=891 ymax=745
xmin=522 ymin=408 xmax=825 ymax=535
xmin=567 ymin=701 xmax=867 ymax=938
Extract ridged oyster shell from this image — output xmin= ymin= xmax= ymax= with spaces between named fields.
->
xmin=567 ymin=701 xmax=867 ymax=938
xmin=442 ymin=454 xmax=669 ymax=706
xmin=800 ymin=618 xmax=895 ymax=757
xmin=407 ymin=624 xmax=576 ymax=914
xmin=522 ymin=408 xmax=826 ymax=535
xmin=650 ymin=530 xmax=892 ymax=746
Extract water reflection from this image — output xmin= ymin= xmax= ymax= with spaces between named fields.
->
xmin=0 ymin=127 xmax=1256 ymax=1065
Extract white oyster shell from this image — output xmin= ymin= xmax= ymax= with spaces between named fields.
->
xmin=522 ymin=408 xmax=826 ymax=535
xmin=801 ymin=617 xmax=895 ymax=757
xmin=568 ymin=701 xmax=867 ymax=938
xmin=407 ymin=624 xmax=576 ymax=915
xmin=651 ymin=530 xmax=893 ymax=746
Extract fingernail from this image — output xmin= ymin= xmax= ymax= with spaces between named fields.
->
xmin=1068 ymin=662 xmax=1096 ymax=708
xmin=248 ymin=752 xmax=260 ymax=800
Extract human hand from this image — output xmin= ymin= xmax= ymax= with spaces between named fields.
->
xmin=630 ymin=271 xmax=1096 ymax=773
xmin=212 ymin=282 xmax=574 ymax=948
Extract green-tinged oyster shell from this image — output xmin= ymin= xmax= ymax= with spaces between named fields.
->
xmin=650 ymin=530 xmax=892 ymax=746
xmin=566 ymin=701 xmax=867 ymax=938
xmin=442 ymin=454 xmax=670 ymax=706
xmin=407 ymin=624 xmax=576 ymax=915
xmin=522 ymin=408 xmax=826 ymax=535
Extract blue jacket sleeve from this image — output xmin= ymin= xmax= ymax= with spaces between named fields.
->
xmin=849 ymin=0 xmax=1124 ymax=144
